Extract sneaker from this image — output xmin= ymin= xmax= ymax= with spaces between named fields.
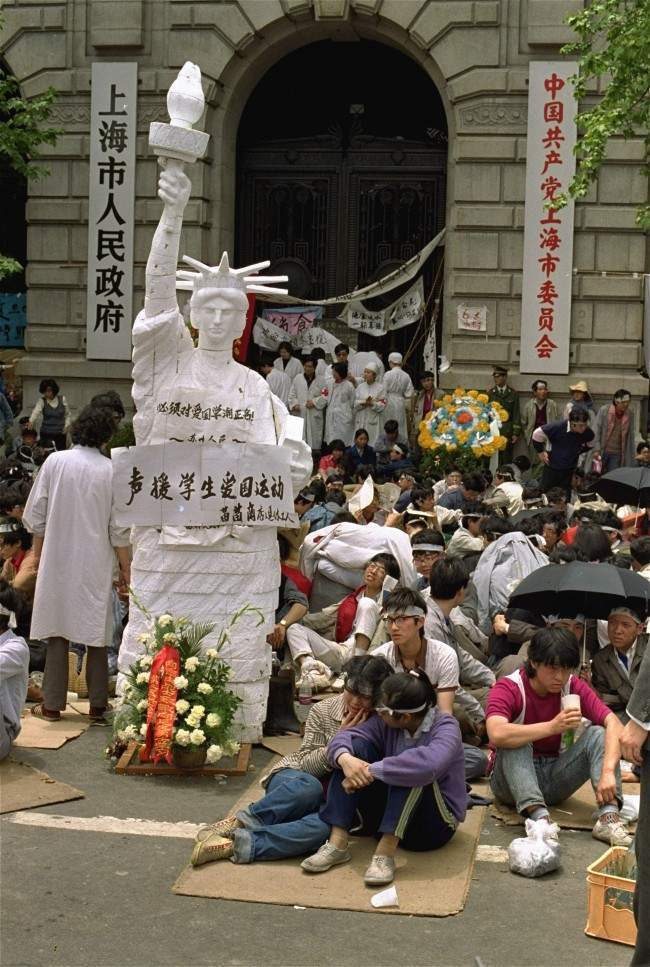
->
xmin=301 ymin=841 xmax=351 ymax=874
xmin=298 ymin=659 xmax=333 ymax=692
xmin=364 ymin=854 xmax=396 ymax=886
xmin=190 ymin=832 xmax=234 ymax=867
xmin=195 ymin=815 xmax=239 ymax=842
xmin=592 ymin=814 xmax=633 ymax=847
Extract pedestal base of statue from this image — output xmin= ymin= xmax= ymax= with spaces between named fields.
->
xmin=114 ymin=742 xmax=252 ymax=777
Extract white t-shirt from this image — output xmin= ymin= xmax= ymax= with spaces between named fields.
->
xmin=373 ymin=636 xmax=459 ymax=691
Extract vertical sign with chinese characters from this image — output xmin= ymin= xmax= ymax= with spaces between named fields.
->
xmin=86 ymin=63 xmax=137 ymax=361
xmin=520 ymin=61 xmax=578 ymax=374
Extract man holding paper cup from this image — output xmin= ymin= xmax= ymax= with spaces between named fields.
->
xmin=487 ymin=626 xmax=631 ymax=847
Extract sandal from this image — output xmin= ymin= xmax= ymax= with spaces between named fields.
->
xmin=30 ymin=703 xmax=61 ymax=721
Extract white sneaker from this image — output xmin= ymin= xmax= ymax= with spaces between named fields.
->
xmin=298 ymin=659 xmax=333 ymax=692
xmin=301 ymin=841 xmax=351 ymax=873
xmin=592 ymin=814 xmax=633 ymax=847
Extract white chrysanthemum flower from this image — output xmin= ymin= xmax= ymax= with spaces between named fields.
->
xmin=139 ymin=723 xmax=148 ymax=737
xmin=175 ymin=699 xmax=190 ymax=714
xmin=185 ymin=716 xmax=200 ymax=730
xmin=136 ymin=672 xmax=150 ymax=685
xmin=137 ymin=699 xmax=148 ymax=712
xmin=118 ymin=724 xmax=138 ymax=740
xmin=206 ymin=712 xmax=221 ymax=728
xmin=175 ymin=729 xmax=191 ymax=746
xmin=205 ymin=648 xmax=218 ymax=659
xmin=206 ymin=744 xmax=223 ymax=764
xmin=122 ymin=686 xmax=133 ymax=699
xmin=225 ymin=739 xmax=240 ymax=757
xmin=157 ymin=614 xmax=173 ymax=628
xmin=139 ymin=655 xmax=152 ymax=668
xmin=173 ymin=675 xmax=188 ymax=689
xmin=190 ymin=705 xmax=205 ymax=718
xmin=189 ymin=728 xmax=206 ymax=746
xmin=197 ymin=682 xmax=212 ymax=695
xmin=184 ymin=656 xmax=200 ymax=672
xmin=137 ymin=632 xmax=152 ymax=644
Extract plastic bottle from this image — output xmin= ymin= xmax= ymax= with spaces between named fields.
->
xmin=298 ymin=678 xmax=312 ymax=707
xmin=559 ymin=693 xmax=581 ymax=753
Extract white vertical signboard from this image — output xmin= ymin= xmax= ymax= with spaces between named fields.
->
xmin=520 ymin=61 xmax=578 ymax=374
xmin=86 ymin=63 xmax=137 ymax=360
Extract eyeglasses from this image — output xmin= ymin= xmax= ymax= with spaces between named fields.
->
xmin=383 ymin=614 xmax=414 ymax=626
xmin=365 ymin=563 xmax=387 ymax=574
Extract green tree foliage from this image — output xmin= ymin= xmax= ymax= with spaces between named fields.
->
xmin=561 ymin=0 xmax=650 ymax=227
xmin=0 ymin=51 xmax=61 ymax=280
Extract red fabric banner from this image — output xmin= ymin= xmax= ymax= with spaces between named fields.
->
xmin=140 ymin=644 xmax=181 ymax=765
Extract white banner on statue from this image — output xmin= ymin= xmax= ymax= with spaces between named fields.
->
xmin=112 ymin=442 xmax=297 ymax=528
xmin=520 ymin=61 xmax=577 ymax=374
xmin=86 ymin=62 xmax=137 ymax=361
xmin=457 ymin=304 xmax=487 ymax=332
xmin=346 ymin=303 xmax=387 ymax=335
xmin=389 ymin=277 xmax=424 ymax=331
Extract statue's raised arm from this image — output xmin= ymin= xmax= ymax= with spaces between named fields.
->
xmin=145 ymin=62 xmax=209 ymax=318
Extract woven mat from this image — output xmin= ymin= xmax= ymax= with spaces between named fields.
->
xmin=0 ymin=757 xmax=84 ymax=814
xmin=490 ymin=780 xmax=640 ymax=830
xmin=173 ymin=759 xmax=485 ymax=916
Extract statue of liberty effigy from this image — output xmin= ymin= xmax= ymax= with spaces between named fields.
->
xmin=117 ymin=63 xmax=312 ymax=741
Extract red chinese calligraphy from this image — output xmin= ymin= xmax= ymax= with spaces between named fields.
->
xmin=535 ymin=334 xmax=558 ymax=358
xmin=537 ymin=280 xmax=559 ymax=305
xmin=541 ymin=150 xmax=563 ymax=175
xmin=542 ymin=126 xmax=565 ymax=150
xmin=543 ymin=73 xmax=565 ymax=99
xmin=538 ymin=308 xmax=555 ymax=331
xmin=538 ymin=253 xmax=560 ymax=278
xmin=540 ymin=176 xmax=562 ymax=201
xmin=539 ymin=227 xmax=562 ymax=251
xmin=543 ymin=101 xmax=564 ymax=123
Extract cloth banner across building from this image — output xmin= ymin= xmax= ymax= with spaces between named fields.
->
xmin=346 ymin=277 xmax=424 ymax=337
xmin=112 ymin=442 xmax=298 ymax=528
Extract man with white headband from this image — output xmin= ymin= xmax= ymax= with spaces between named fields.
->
xmin=591 ymin=607 xmax=648 ymax=722
xmin=593 ymin=388 xmax=637 ymax=472
xmin=446 ymin=503 xmax=486 ymax=561
xmin=411 ymin=529 xmax=446 ymax=591
xmin=382 ymin=352 xmax=414 ymax=442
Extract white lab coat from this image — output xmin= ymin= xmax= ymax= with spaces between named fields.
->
xmin=121 ymin=307 xmax=312 ymax=741
xmin=289 ymin=373 xmax=328 ymax=450
xmin=266 ymin=368 xmax=292 ymax=406
xmin=354 ymin=377 xmax=387 ymax=444
xmin=23 ymin=446 xmax=129 ymax=647
xmin=383 ymin=367 xmax=414 ymax=440
xmin=274 ymin=355 xmax=303 ymax=381
xmin=324 ymin=379 xmax=356 ymax=446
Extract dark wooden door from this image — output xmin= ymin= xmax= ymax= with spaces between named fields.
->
xmin=236 ymin=134 xmax=446 ymax=303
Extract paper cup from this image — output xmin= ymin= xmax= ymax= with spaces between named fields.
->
xmin=371 ymin=886 xmax=399 ymax=908
xmin=561 ymin=694 xmax=581 ymax=712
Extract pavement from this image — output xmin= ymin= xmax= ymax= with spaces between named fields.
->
xmin=0 ymin=726 xmax=636 ymax=967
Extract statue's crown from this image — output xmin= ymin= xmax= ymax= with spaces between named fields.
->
xmin=176 ymin=252 xmax=288 ymax=297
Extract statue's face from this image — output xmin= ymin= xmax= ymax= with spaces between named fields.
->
xmin=191 ymin=290 xmax=247 ymax=348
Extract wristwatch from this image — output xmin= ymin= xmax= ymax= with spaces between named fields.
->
xmin=279 ymin=618 xmax=288 ymax=627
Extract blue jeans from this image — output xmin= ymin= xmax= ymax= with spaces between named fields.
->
xmin=232 ymin=768 xmax=329 ymax=863
xmin=601 ymin=452 xmax=622 ymax=473
xmin=490 ymin=726 xmax=623 ymax=816
xmin=320 ymin=737 xmax=457 ymax=852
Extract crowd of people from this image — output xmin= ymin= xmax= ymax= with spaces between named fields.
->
xmin=1 ymin=354 xmax=649 ymax=962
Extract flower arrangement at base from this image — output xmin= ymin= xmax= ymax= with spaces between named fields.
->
xmin=109 ymin=604 xmax=263 ymax=768
xmin=418 ymin=387 xmax=509 ymax=460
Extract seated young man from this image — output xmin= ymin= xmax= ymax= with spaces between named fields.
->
xmin=487 ymin=626 xmax=631 ymax=846
xmin=591 ymin=606 xmax=648 ymax=720
xmin=301 ymin=669 xmax=466 ymax=886
xmin=190 ymin=655 xmax=394 ymax=867
xmin=411 ymin=528 xmax=446 ymax=591
xmin=374 ymin=587 xmax=487 ymax=780
xmin=445 ymin=503 xmax=486 ymax=562
xmin=285 ymin=553 xmax=400 ymax=689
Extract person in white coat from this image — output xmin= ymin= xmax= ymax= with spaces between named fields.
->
xmin=382 ymin=352 xmax=414 ymax=441
xmin=260 ymin=356 xmax=291 ymax=407
xmin=354 ymin=362 xmax=387 ymax=445
xmin=324 ymin=362 xmax=355 ymax=447
xmin=0 ymin=583 xmax=29 ymax=759
xmin=274 ymin=340 xmax=303 ymax=382
xmin=289 ymin=357 xmax=328 ymax=453
xmin=23 ymin=405 xmax=131 ymax=722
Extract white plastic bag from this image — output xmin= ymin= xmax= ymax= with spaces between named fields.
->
xmin=507 ymin=818 xmax=561 ymax=878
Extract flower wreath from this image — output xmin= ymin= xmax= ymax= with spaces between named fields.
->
xmin=418 ymin=388 xmax=509 ymax=458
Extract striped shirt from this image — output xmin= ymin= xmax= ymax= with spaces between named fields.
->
xmin=262 ymin=694 xmax=346 ymax=787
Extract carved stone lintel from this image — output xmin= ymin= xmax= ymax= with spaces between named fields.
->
xmin=458 ymin=102 xmax=528 ymax=131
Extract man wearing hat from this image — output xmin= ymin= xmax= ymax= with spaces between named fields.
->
xmin=487 ymin=366 xmax=520 ymax=464
xmin=593 ymin=388 xmax=638 ymax=472
xmin=591 ymin=606 xmax=648 ymax=722
xmin=353 ymin=362 xmax=387 ymax=445
xmin=382 ymin=351 xmax=414 ymax=442
xmin=521 ymin=380 xmax=559 ymax=475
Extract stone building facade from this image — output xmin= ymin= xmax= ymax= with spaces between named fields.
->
xmin=1 ymin=0 xmax=648 ymax=417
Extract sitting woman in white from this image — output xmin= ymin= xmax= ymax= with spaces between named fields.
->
xmin=286 ymin=553 xmax=401 ymax=690
xmin=0 ymin=583 xmax=30 ymax=760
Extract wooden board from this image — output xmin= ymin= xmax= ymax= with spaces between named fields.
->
xmin=114 ymin=741 xmax=252 ymax=777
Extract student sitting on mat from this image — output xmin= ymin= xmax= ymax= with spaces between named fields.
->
xmin=301 ymin=669 xmax=466 ymax=887
xmin=190 ymin=654 xmax=393 ymax=867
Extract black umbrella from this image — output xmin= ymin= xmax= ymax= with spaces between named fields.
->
xmin=595 ymin=467 xmax=650 ymax=507
xmin=509 ymin=561 xmax=650 ymax=621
